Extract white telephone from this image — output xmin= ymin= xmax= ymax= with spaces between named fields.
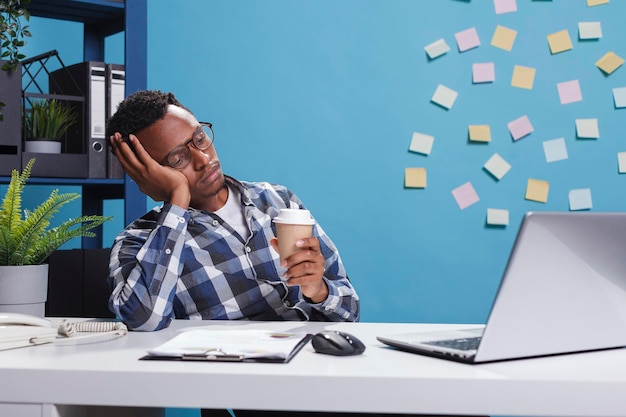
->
xmin=0 ymin=312 xmax=128 ymax=351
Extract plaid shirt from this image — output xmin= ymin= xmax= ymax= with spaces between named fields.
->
xmin=108 ymin=176 xmax=360 ymax=331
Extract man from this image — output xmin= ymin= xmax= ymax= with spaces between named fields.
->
xmin=106 ymin=90 xmax=359 ymax=332
xmin=106 ymin=90 xmax=461 ymax=417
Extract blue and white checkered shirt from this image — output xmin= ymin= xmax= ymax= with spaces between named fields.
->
xmin=108 ymin=176 xmax=360 ymax=331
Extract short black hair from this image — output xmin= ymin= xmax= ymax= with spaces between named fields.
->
xmin=105 ymin=90 xmax=191 ymax=139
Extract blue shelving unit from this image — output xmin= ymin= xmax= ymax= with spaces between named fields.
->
xmin=1 ymin=0 xmax=147 ymax=248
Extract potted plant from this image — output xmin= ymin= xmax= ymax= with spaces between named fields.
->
xmin=1 ymin=0 xmax=32 ymax=122
xmin=23 ymin=98 xmax=78 ymax=153
xmin=0 ymin=158 xmax=112 ymax=316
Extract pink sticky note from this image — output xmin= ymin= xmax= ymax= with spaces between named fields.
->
xmin=455 ymin=27 xmax=480 ymax=52
xmin=473 ymin=62 xmax=495 ymax=83
xmin=507 ymin=115 xmax=534 ymax=141
xmin=494 ymin=0 xmax=517 ymax=14
xmin=452 ymin=182 xmax=480 ymax=210
xmin=557 ymin=80 xmax=582 ymax=104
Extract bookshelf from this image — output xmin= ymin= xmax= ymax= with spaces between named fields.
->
xmin=0 ymin=0 xmax=147 ymax=248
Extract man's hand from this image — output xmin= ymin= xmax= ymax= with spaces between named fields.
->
xmin=270 ymin=236 xmax=329 ymax=303
xmin=110 ymin=133 xmax=191 ymax=208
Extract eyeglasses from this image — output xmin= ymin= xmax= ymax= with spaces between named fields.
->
xmin=161 ymin=123 xmax=215 ymax=169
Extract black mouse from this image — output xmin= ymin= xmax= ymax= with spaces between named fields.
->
xmin=311 ymin=330 xmax=366 ymax=356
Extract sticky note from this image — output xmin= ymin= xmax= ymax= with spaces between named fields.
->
xmin=547 ymin=30 xmax=573 ymax=54
xmin=494 ymin=0 xmax=517 ymax=14
xmin=595 ymin=52 xmax=624 ymax=75
xmin=452 ymin=182 xmax=479 ymax=210
xmin=473 ymin=62 xmax=495 ymax=83
xmin=484 ymin=153 xmax=511 ymax=180
xmin=507 ymin=115 xmax=534 ymax=141
xmin=587 ymin=0 xmax=609 ymax=6
xmin=455 ymin=27 xmax=480 ymax=52
xmin=618 ymin=152 xmax=626 ymax=173
xmin=425 ymin=39 xmax=450 ymax=59
xmin=469 ymin=125 xmax=491 ymax=142
xmin=575 ymin=118 xmax=599 ymax=139
xmin=431 ymin=84 xmax=458 ymax=109
xmin=487 ymin=208 xmax=509 ymax=226
xmin=409 ymin=132 xmax=434 ymax=155
xmin=543 ymin=138 xmax=568 ymax=163
xmin=578 ymin=22 xmax=602 ymax=40
xmin=613 ymin=87 xmax=626 ymax=108
xmin=405 ymin=168 xmax=427 ymax=188
xmin=569 ymin=189 xmax=592 ymax=211
xmin=511 ymin=65 xmax=536 ymax=90
xmin=491 ymin=25 xmax=517 ymax=51
xmin=557 ymin=80 xmax=582 ymax=104
xmin=525 ymin=179 xmax=549 ymax=203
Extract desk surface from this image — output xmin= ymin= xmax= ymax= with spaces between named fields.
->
xmin=1 ymin=320 xmax=626 ymax=416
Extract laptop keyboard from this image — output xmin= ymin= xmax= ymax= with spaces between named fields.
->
xmin=423 ymin=336 xmax=481 ymax=351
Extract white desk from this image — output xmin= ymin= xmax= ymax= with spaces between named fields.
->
xmin=1 ymin=320 xmax=626 ymax=417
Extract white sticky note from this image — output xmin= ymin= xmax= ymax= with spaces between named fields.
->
xmin=409 ymin=132 xmax=434 ymax=155
xmin=543 ymin=138 xmax=568 ymax=163
xmin=575 ymin=118 xmax=599 ymax=139
xmin=618 ymin=152 xmax=626 ymax=173
xmin=425 ymin=39 xmax=450 ymax=59
xmin=613 ymin=87 xmax=626 ymax=108
xmin=569 ymin=188 xmax=592 ymax=211
xmin=484 ymin=153 xmax=511 ymax=180
xmin=578 ymin=22 xmax=602 ymax=39
xmin=487 ymin=208 xmax=509 ymax=226
xmin=431 ymin=84 xmax=458 ymax=109
xmin=455 ymin=27 xmax=480 ymax=52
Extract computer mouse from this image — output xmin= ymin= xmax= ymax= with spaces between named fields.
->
xmin=311 ymin=330 xmax=366 ymax=356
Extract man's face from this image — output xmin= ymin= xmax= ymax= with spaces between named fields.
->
xmin=136 ymin=105 xmax=226 ymax=204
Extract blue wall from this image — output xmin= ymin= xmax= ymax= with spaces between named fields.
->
xmin=11 ymin=2 xmax=626 ymax=325
xmin=146 ymin=0 xmax=626 ymax=324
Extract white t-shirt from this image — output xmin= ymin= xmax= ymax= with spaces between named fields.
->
xmin=213 ymin=184 xmax=250 ymax=240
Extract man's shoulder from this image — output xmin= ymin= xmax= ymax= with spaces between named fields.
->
xmin=227 ymin=176 xmax=296 ymax=209
xmin=227 ymin=175 xmax=290 ymax=195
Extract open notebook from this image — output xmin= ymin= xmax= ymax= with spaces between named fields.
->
xmin=378 ymin=211 xmax=626 ymax=363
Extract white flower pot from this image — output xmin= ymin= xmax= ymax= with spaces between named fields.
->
xmin=24 ymin=140 xmax=62 ymax=154
xmin=0 ymin=265 xmax=49 ymax=317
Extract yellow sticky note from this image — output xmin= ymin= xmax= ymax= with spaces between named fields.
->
xmin=405 ymin=168 xmax=427 ymax=188
xmin=525 ymin=179 xmax=549 ymax=203
xmin=469 ymin=125 xmax=491 ymax=142
xmin=491 ymin=25 xmax=517 ymax=51
xmin=587 ymin=0 xmax=609 ymax=6
xmin=595 ymin=52 xmax=624 ymax=75
xmin=547 ymin=30 xmax=573 ymax=54
xmin=511 ymin=65 xmax=536 ymax=89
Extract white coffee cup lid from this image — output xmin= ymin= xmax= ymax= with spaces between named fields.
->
xmin=273 ymin=209 xmax=315 ymax=225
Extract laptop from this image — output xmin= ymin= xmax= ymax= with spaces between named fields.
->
xmin=377 ymin=211 xmax=626 ymax=363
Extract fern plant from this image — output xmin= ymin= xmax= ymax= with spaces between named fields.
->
xmin=0 ymin=158 xmax=112 ymax=266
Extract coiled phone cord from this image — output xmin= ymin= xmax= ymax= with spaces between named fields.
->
xmin=55 ymin=319 xmax=128 ymax=344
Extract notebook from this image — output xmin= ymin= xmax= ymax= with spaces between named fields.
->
xmin=377 ymin=211 xmax=626 ymax=363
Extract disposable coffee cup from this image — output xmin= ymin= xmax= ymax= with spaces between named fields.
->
xmin=273 ymin=209 xmax=315 ymax=261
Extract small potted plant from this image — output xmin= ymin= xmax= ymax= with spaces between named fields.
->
xmin=0 ymin=158 xmax=112 ymax=316
xmin=23 ymin=98 xmax=78 ymax=154
xmin=1 ymin=0 xmax=32 ymax=122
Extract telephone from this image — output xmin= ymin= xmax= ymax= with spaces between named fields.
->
xmin=0 ymin=312 xmax=128 ymax=351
